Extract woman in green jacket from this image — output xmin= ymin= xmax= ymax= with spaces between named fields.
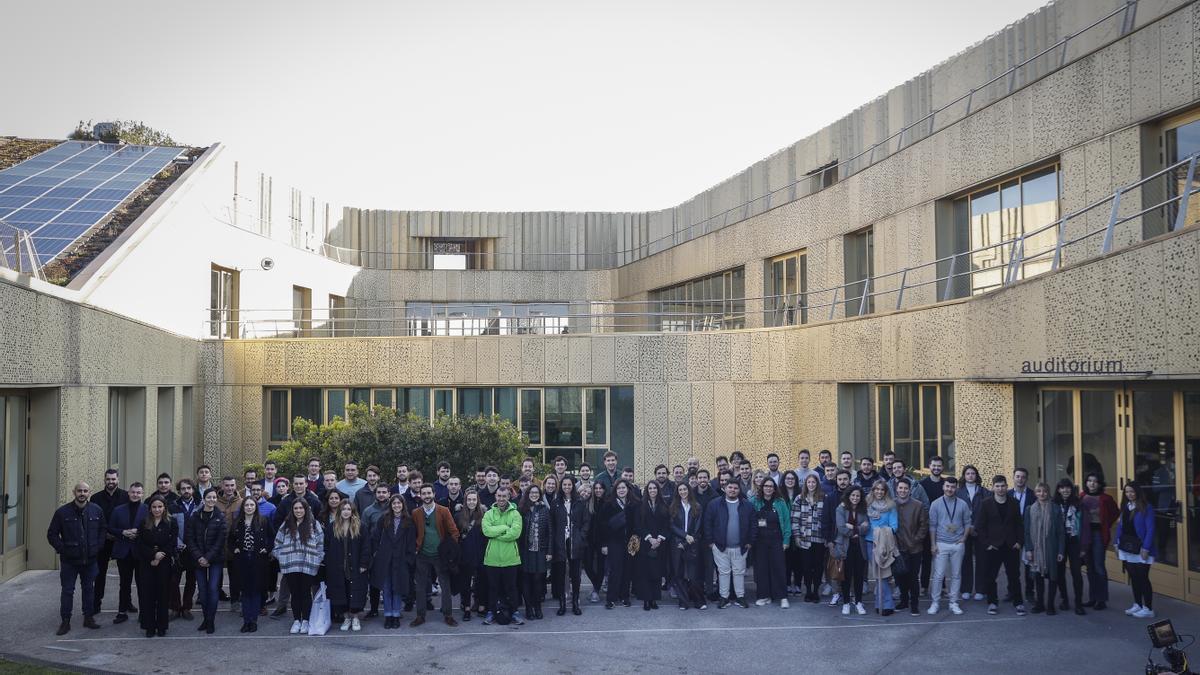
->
xmin=751 ymin=478 xmax=791 ymax=608
xmin=1024 ymin=481 xmax=1065 ymax=615
xmin=481 ymin=486 xmax=524 ymax=625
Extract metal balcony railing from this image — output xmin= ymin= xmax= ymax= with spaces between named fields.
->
xmin=311 ymin=1 xmax=1142 ymax=271
xmin=204 ymin=152 xmax=1199 ymax=339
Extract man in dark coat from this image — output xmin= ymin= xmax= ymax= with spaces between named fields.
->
xmin=90 ymin=468 xmax=127 ymax=618
xmin=47 ymin=481 xmax=106 ymax=635
xmin=107 ymin=482 xmax=147 ymax=624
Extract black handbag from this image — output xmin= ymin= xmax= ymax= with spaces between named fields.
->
xmin=1118 ymin=509 xmax=1142 ymax=554
xmin=891 ymin=550 xmax=908 ymax=576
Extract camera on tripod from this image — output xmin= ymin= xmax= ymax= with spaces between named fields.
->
xmin=1146 ymin=619 xmax=1192 ymax=675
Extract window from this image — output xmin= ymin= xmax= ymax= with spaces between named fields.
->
xmin=269 ymin=389 xmax=290 ymax=442
xmin=544 ymin=387 xmax=583 ymax=447
xmin=843 ymin=227 xmax=874 ymax=317
xmin=372 ymin=389 xmax=393 ymax=409
xmin=292 ymin=285 xmax=312 ymax=337
xmin=328 ymin=295 xmax=347 ymax=337
xmin=765 ymin=250 xmax=807 ymax=326
xmin=520 ymin=389 xmax=542 ymax=445
xmin=494 ymin=388 xmax=517 ymax=425
xmin=807 ymin=159 xmax=839 ymax=192
xmin=458 ymin=388 xmax=493 ymax=417
xmin=108 ymin=387 xmax=146 ymax=479
xmin=585 ymin=388 xmax=607 ymax=445
xmin=875 ymin=383 xmax=956 ymax=473
xmin=326 ymin=389 xmax=347 ymax=423
xmin=937 ymin=164 xmax=1061 ymax=297
xmin=209 ymin=265 xmax=238 ymax=338
xmin=1151 ymin=109 xmax=1200 ymax=238
xmin=433 ymin=388 xmax=455 ymax=416
xmin=291 ymin=388 xmax=321 ymax=424
xmin=427 ymin=238 xmax=492 ymax=270
xmin=406 ymin=302 xmax=569 ymax=336
xmin=181 ymin=386 xmax=194 ymax=466
xmin=156 ymin=387 xmax=174 ymax=476
xmin=400 ymin=387 xmax=431 ymax=419
xmin=350 ymin=388 xmax=371 ymax=407
xmin=649 ymin=267 xmax=745 ymax=332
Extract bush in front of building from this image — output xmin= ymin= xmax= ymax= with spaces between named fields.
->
xmin=267 ymin=403 xmax=528 ymax=479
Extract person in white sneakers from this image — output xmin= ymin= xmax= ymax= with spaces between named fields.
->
xmin=1116 ymin=481 xmax=1157 ymax=619
xmin=927 ymin=477 xmax=970 ymax=616
xmin=833 ymin=486 xmax=869 ymax=616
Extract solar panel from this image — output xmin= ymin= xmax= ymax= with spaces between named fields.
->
xmin=0 ymin=141 xmax=183 ymax=267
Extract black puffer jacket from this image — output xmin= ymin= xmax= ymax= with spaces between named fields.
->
xmin=186 ymin=509 xmax=228 ymax=565
xmin=47 ymin=502 xmax=106 ymax=565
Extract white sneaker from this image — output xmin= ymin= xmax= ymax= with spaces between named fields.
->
xmin=300 ymin=620 xmax=309 ymax=633
xmin=589 ymin=591 xmax=600 ymax=603
xmin=841 ymin=603 xmax=851 ymax=615
xmin=431 ymin=583 xmax=440 ymax=596
xmin=960 ymin=593 xmax=971 ymax=601
xmin=820 ymin=583 xmax=832 ymax=596
xmin=927 ymin=602 xmax=940 ymax=615
xmin=1125 ymin=603 xmax=1143 ymax=616
xmin=950 ymin=603 xmax=963 ymax=615
xmin=855 ymin=602 xmax=867 ymax=615
xmin=973 ymin=593 xmax=985 ymax=601
xmin=780 ymin=599 xmax=789 ymax=609
xmin=351 ymin=617 xmax=361 ymax=631
xmin=1133 ymin=607 xmax=1156 ymax=619
xmin=290 ymin=620 xmax=302 ymax=634
xmin=829 ymin=593 xmax=842 ymax=607
xmin=755 ymin=598 xmax=771 ymax=606
xmin=340 ymin=617 xmax=351 ymax=631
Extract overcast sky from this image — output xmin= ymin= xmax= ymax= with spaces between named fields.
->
xmin=2 ymin=0 xmax=1047 ymax=212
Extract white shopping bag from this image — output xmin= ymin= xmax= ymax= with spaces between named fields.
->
xmin=308 ymin=582 xmax=331 ymax=636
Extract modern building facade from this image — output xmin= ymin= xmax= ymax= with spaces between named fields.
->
xmin=2 ymin=0 xmax=1200 ymax=603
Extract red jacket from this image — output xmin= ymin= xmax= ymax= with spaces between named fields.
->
xmin=1080 ymin=492 xmax=1118 ymax=548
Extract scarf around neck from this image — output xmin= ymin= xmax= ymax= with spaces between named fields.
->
xmin=1028 ymin=501 xmax=1051 ymax=574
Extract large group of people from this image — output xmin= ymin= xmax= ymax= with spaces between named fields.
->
xmin=46 ymin=448 xmax=1157 ymax=637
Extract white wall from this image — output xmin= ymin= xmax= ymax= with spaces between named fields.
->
xmin=75 ymin=148 xmax=359 ymax=338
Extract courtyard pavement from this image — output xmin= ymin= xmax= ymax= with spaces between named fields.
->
xmin=0 ymin=569 xmax=1197 ymax=674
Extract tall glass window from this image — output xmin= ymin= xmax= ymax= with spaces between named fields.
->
xmin=269 ymin=390 xmax=290 ymax=442
xmin=544 ymin=388 xmax=582 ymax=447
xmin=401 ymin=387 xmax=430 ymax=419
xmin=585 ymin=388 xmax=607 ymax=445
xmin=326 ymin=389 xmax=346 ymax=423
xmin=433 ymin=389 xmax=454 ymax=416
xmin=843 ymin=227 xmax=874 ymax=317
xmin=291 ymin=388 xmax=321 ymax=424
xmin=875 ymin=383 xmax=955 ymax=472
xmin=765 ymin=251 xmax=807 ymax=326
xmin=649 ymin=267 xmax=745 ymax=331
xmin=520 ymin=389 xmax=542 ymax=445
xmin=458 ymin=388 xmax=493 ymax=417
xmin=494 ymin=388 xmax=517 ymax=425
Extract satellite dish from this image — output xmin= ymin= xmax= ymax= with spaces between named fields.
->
xmin=260 ymin=257 xmax=275 ymax=271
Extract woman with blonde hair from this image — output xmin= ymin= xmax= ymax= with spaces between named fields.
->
xmin=325 ymin=501 xmax=370 ymax=631
xmin=866 ymin=479 xmax=898 ymax=616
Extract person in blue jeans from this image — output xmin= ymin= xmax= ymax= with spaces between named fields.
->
xmin=186 ymin=489 xmax=227 ymax=634
xmin=865 ymin=479 xmax=898 ymax=616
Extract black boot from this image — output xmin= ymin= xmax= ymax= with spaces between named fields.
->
xmin=535 ymin=603 xmax=544 ymax=620
xmin=572 ymin=592 xmax=582 ymax=616
xmin=526 ymin=604 xmax=535 ymax=620
xmin=1046 ymin=583 xmax=1058 ymax=616
xmin=557 ymin=598 xmax=567 ymax=616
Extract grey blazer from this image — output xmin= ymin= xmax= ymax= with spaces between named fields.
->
xmin=832 ymin=504 xmax=869 ymax=560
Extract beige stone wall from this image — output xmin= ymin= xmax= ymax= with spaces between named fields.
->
xmin=205 ymin=225 xmax=1200 ymax=480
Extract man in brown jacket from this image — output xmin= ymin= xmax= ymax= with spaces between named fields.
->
xmin=412 ymin=484 xmax=461 ymax=626
xmin=894 ymin=478 xmax=929 ymax=616
xmin=215 ymin=476 xmax=243 ymax=611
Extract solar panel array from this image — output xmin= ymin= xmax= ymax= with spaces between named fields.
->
xmin=0 ymin=141 xmax=183 ymax=267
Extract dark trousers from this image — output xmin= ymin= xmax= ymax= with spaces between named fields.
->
xmin=60 ymin=560 xmax=98 ymax=620
xmin=799 ymin=545 xmax=826 ymax=594
xmin=606 ymin=548 xmax=633 ymax=603
xmin=115 ymin=556 xmax=137 ymax=612
xmin=235 ymin=552 xmax=266 ymax=622
xmin=486 ymin=565 xmax=519 ymax=614
xmin=753 ymin=540 xmax=787 ymax=601
xmin=553 ymin=557 xmax=582 ymax=600
xmin=983 ymin=546 xmax=1023 ymax=606
xmin=227 ymin=562 xmax=241 ymax=602
xmin=583 ymin=548 xmax=604 ymax=593
xmin=1033 ymin=571 xmax=1058 ymax=609
xmin=1055 ymin=536 xmax=1085 ymax=607
xmin=896 ymin=551 xmax=922 ymax=609
xmin=415 ymin=555 xmax=452 ymax=618
xmin=1127 ymin=561 xmax=1153 ymax=609
xmin=785 ymin=546 xmax=804 ymax=588
xmin=92 ymin=541 xmax=113 ymax=615
xmin=961 ymin=535 xmax=983 ymax=596
xmin=1085 ymin=536 xmax=1109 ymax=603
xmin=522 ymin=571 xmax=545 ymax=609
xmin=840 ymin=547 xmax=865 ymax=603
xmin=549 ymin=560 xmax=565 ymax=600
xmin=170 ymin=566 xmax=196 ymax=612
xmin=454 ymin=564 xmax=478 ymax=613
xmin=196 ymin=564 xmax=221 ymax=625
xmin=137 ymin=560 xmax=172 ymax=632
xmin=286 ymin=572 xmax=314 ymax=620
xmin=699 ymin=543 xmax=715 ymax=597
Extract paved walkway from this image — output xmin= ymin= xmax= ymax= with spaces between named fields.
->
xmin=1 ymin=570 xmax=1197 ymax=674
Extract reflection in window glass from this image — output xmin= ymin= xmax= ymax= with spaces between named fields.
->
xmin=351 ymin=388 xmax=370 ymax=407
xmin=269 ymin=390 xmax=289 ymax=441
xmin=961 ymin=165 xmax=1059 ymax=293
xmin=373 ymin=389 xmax=393 ymax=409
xmin=1078 ymin=390 xmax=1115 ymax=487
xmin=521 ymin=390 xmax=542 ymax=445
xmin=433 ymin=389 xmax=454 ymax=416
xmin=327 ymin=390 xmax=346 ymax=423
xmin=877 ymin=386 xmax=892 ymax=456
xmin=545 ymin=387 xmax=583 ymax=447
xmin=292 ymin=388 xmax=321 ymax=424
xmin=402 ymin=388 xmax=430 ymax=419
xmin=1133 ymin=390 xmax=1178 ymax=567
xmin=494 ymin=388 xmax=517 ymax=426
xmin=585 ymin=389 xmax=607 ymax=445
xmin=939 ymin=384 xmax=955 ymax=474
xmin=458 ymin=388 xmax=493 ymax=417
xmin=1184 ymin=392 xmax=1200 ymax=573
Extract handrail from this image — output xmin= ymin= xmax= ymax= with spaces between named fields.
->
xmin=206 ymin=150 xmax=1199 ymax=338
xmin=310 ymin=1 xmax=1139 ymax=271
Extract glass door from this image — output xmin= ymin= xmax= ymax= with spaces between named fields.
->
xmin=1184 ymin=392 xmax=1200 ymax=601
xmin=0 ymin=394 xmax=27 ymax=581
